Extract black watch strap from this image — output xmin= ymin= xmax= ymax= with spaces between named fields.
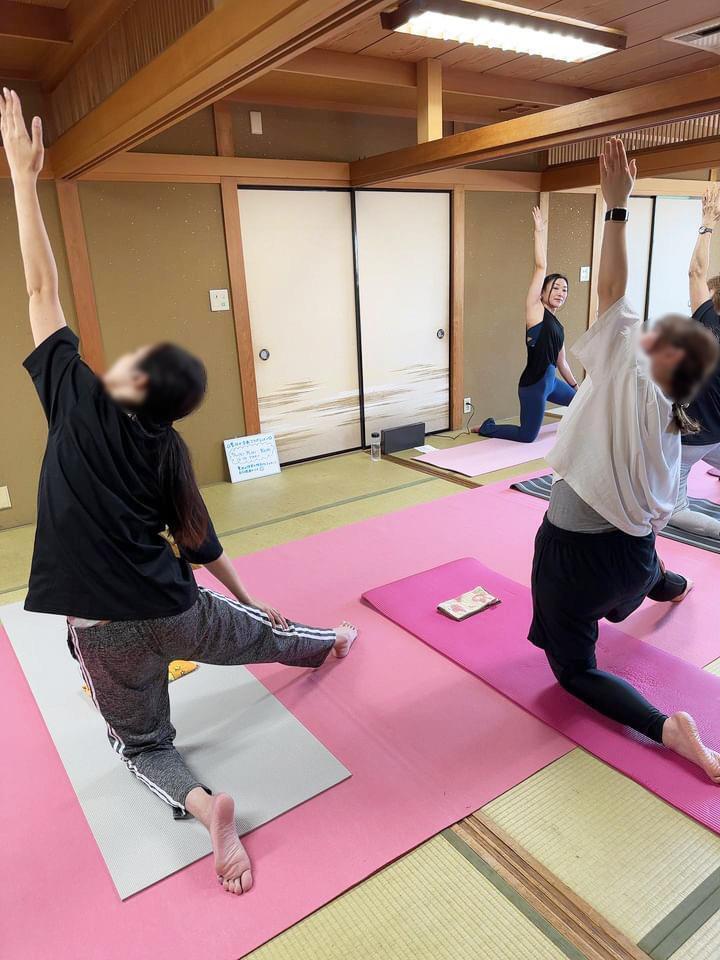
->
xmin=605 ymin=207 xmax=629 ymax=222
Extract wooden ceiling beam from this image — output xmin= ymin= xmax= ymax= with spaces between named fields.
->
xmin=0 ymin=0 xmax=71 ymax=44
xmin=277 ymin=48 xmax=597 ymax=106
xmin=48 ymin=0 xmax=392 ymax=180
xmin=349 ymin=62 xmax=720 ymax=186
xmin=39 ymin=0 xmax=136 ymax=91
xmin=542 ymin=139 xmax=720 ymax=192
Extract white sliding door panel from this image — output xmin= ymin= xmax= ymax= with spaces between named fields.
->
xmin=237 ymin=189 xmax=361 ymax=462
xmin=647 ymin=196 xmax=701 ymax=321
xmin=355 ymin=191 xmax=450 ymax=436
xmin=626 ymin=196 xmax=653 ymax=319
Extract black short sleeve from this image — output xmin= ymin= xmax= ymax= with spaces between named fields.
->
xmin=23 ymin=327 xmax=99 ymax=425
xmin=693 ymin=299 xmax=720 ymax=339
xmin=178 ymin=515 xmax=223 ymax=565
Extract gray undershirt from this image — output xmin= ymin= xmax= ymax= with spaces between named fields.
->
xmin=547 ymin=479 xmax=615 ymax=534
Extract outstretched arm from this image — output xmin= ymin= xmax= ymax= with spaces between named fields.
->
xmin=203 ymin=552 xmax=290 ymax=630
xmin=597 ymin=138 xmax=636 ymax=317
xmin=689 ymin=184 xmax=720 ymax=314
xmin=526 ymin=205 xmax=547 ymax=326
xmin=1 ymin=88 xmax=66 ymax=347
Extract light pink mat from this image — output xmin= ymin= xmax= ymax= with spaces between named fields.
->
xmin=0 ymin=514 xmax=570 ymax=960
xmin=415 ymin=422 xmax=558 ymax=477
xmin=363 ymin=557 xmax=720 ymax=833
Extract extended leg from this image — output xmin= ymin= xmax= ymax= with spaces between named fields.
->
xmin=547 ymin=377 xmax=576 ymax=407
xmin=670 ymin=442 xmax=720 ymax=537
xmin=546 ymin=651 xmax=667 ymax=742
xmin=477 ymin=379 xmax=547 ymax=442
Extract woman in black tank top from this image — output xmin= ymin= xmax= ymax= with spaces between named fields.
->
xmin=474 ymin=205 xmax=579 ymax=442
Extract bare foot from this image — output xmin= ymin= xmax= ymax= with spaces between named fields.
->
xmin=672 ymin=578 xmax=694 ymax=603
xmin=662 ymin=712 xmax=720 ymax=783
xmin=209 ymin=793 xmax=253 ymax=894
xmin=333 ymin=621 xmax=358 ymax=658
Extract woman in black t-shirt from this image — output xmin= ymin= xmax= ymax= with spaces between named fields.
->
xmin=474 ymin=205 xmax=579 ymax=442
xmin=3 ymin=89 xmax=357 ymax=897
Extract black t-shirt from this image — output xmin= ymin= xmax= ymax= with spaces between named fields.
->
xmin=23 ymin=327 xmax=222 ymax=620
xmin=684 ymin=299 xmax=720 ymax=446
xmin=518 ymin=308 xmax=565 ymax=388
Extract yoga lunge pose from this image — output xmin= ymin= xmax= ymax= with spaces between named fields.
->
xmin=2 ymin=89 xmax=357 ymax=895
xmin=474 ymin=205 xmax=578 ymax=442
xmin=530 ymin=138 xmax=720 ymax=781
xmin=670 ymin=183 xmax=720 ymax=537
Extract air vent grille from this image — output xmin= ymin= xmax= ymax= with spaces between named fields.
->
xmin=665 ymin=18 xmax=720 ymax=54
xmin=548 ymin=114 xmax=720 ymax=166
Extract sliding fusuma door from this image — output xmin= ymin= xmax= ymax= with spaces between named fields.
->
xmin=237 ymin=188 xmax=362 ymax=462
xmin=354 ymin=190 xmax=451 ymax=436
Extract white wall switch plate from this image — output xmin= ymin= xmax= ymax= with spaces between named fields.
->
xmin=249 ymin=111 xmax=263 ymax=135
xmin=580 ymin=265 xmax=591 ymax=282
xmin=463 ymin=397 xmax=472 ymax=414
xmin=209 ymin=289 xmax=230 ymax=312
xmin=0 ymin=485 xmax=11 ymax=510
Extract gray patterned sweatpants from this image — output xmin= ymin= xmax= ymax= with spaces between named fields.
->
xmin=67 ymin=587 xmax=336 ymax=816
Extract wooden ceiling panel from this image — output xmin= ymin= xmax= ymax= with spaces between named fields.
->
xmin=356 ymin=31 xmax=459 ymax=60
xmin=592 ymin=52 xmax=720 ymax=91
xmin=536 ymin=40 xmax=716 ymax=85
xmin=0 ymin=36 xmax=52 ymax=75
xmin=322 ymin=15 xmax=388 ymax=52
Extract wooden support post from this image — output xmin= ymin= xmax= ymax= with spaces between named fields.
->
xmin=588 ymin=187 xmax=605 ymax=328
xmin=417 ymin=59 xmax=442 ymax=144
xmin=451 ymin=186 xmax=465 ymax=430
xmin=55 ymin=180 xmax=105 ymax=373
xmin=711 ymin=168 xmax=719 ymax=182
xmin=219 ymin=177 xmax=260 ymax=435
xmin=213 ymin=102 xmax=235 ymax=158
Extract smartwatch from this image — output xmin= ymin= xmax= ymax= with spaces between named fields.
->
xmin=699 ymin=226 xmax=714 ymax=235
xmin=605 ymin=208 xmax=629 ymax=222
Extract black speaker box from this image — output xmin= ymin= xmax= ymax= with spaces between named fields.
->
xmin=380 ymin=422 xmax=426 ymax=454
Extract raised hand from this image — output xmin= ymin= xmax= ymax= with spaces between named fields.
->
xmin=702 ymin=183 xmax=720 ymax=227
xmin=600 ymin=137 xmax=636 ymax=209
xmin=532 ymin=205 xmax=546 ymax=232
xmin=0 ymin=88 xmax=44 ymax=182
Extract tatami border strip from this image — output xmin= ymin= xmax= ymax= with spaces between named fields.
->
xmin=639 ymin=866 xmax=720 ymax=959
xmin=442 ymin=828 xmax=587 ymax=960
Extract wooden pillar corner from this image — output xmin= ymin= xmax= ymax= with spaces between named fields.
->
xmin=55 ymin=179 xmax=105 ymax=373
xmin=451 ymin=185 xmax=465 ymax=430
xmin=213 ymin=101 xmax=235 ymax=158
xmin=417 ymin=58 xmax=443 ymax=144
xmin=219 ymin=176 xmax=260 ymax=435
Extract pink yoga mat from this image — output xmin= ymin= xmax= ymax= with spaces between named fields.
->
xmin=363 ymin=557 xmax=720 ymax=833
xmin=0 ymin=527 xmax=569 ymax=960
xmin=415 ymin=422 xmax=557 ymax=477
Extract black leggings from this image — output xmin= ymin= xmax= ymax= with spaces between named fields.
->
xmin=545 ymin=569 xmax=687 ymax=744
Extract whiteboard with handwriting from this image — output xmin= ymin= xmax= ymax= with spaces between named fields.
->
xmin=224 ymin=433 xmax=281 ymax=484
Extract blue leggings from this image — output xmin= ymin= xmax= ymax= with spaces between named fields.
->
xmin=480 ymin=365 xmax=575 ymax=442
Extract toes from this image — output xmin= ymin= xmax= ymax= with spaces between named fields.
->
xmin=241 ymin=869 xmax=253 ymax=893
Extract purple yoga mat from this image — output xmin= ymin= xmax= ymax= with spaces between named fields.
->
xmin=363 ymin=557 xmax=720 ymax=833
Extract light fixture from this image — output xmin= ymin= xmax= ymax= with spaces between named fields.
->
xmin=381 ymin=0 xmax=627 ymax=63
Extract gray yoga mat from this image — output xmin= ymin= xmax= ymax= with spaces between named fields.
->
xmin=511 ymin=473 xmax=720 ymax=555
xmin=0 ymin=603 xmax=350 ymax=899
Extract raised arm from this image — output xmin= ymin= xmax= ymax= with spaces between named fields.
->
xmin=1 ymin=88 xmax=66 ymax=347
xmin=597 ymin=138 xmax=636 ymax=317
xmin=688 ymin=184 xmax=720 ymax=314
xmin=526 ymin=205 xmax=548 ymax=326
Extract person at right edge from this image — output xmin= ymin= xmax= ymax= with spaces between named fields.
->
xmin=530 ymin=139 xmax=720 ymax=782
xmin=670 ymin=183 xmax=720 ymax=536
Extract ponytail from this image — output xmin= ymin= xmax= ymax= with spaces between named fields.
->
xmin=157 ymin=427 xmax=209 ymax=551
xmin=136 ymin=342 xmax=209 ymax=551
xmin=671 ymin=402 xmax=701 ymax=436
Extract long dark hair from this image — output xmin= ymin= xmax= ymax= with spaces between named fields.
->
xmin=137 ymin=343 xmax=209 ymax=550
xmin=653 ymin=315 xmax=719 ymax=434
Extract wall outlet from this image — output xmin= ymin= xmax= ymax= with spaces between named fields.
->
xmin=249 ymin=110 xmax=263 ymax=135
xmin=0 ymin=485 xmax=11 ymax=510
xmin=580 ymin=265 xmax=591 ymax=282
xmin=463 ymin=397 xmax=473 ymax=414
xmin=209 ymin=288 xmax=230 ymax=312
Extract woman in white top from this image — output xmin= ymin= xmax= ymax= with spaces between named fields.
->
xmin=530 ymin=139 xmax=720 ymax=781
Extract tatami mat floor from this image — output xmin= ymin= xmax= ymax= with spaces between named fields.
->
xmin=3 ymin=442 xmax=719 ymax=958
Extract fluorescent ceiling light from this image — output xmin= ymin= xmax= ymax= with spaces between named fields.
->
xmin=381 ymin=0 xmax=627 ymax=63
